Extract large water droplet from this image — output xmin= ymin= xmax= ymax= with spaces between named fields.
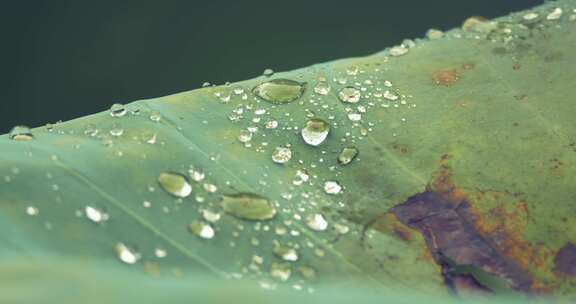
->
xmin=306 ymin=213 xmax=328 ymax=231
xmin=337 ymin=146 xmax=358 ymax=165
xmin=272 ymin=146 xmax=292 ymax=164
xmin=323 ymin=181 xmax=342 ymax=195
xmin=338 ymin=87 xmax=361 ymax=103
xmin=9 ymin=126 xmax=34 ymax=141
xmin=188 ymin=220 xmax=215 ymax=239
xmin=115 ymin=243 xmax=140 ymax=264
xmin=158 ymin=172 xmax=192 ymax=198
xmin=252 ymin=79 xmax=305 ymax=104
xmin=301 ymin=118 xmax=330 ymax=146
xmin=221 ymin=193 xmax=276 ymax=221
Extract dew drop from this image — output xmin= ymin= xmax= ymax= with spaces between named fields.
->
xmin=202 ymin=209 xmax=221 ymax=223
xmin=292 ymin=169 xmax=310 ymax=186
xmin=337 ymin=146 xmax=358 ymax=165
xmin=426 ymin=28 xmax=444 ymax=40
xmin=270 ymin=262 xmax=291 ymax=281
xmin=252 ymin=79 xmax=305 ymax=104
xmin=85 ymin=206 xmax=109 ymax=223
xmin=154 ymin=247 xmax=167 ymax=258
xmin=323 ymin=181 xmax=342 ymax=195
xmin=338 ymin=87 xmax=361 ymax=103
xmin=301 ymin=118 xmax=330 ymax=146
xmin=188 ymin=220 xmax=215 ymax=239
xmin=188 ymin=167 xmax=205 ymax=182
xmin=26 ymin=206 xmax=39 ymax=216
xmin=158 ymin=172 xmax=192 ymax=198
xmin=237 ymin=129 xmax=252 ymax=143
xmin=263 ymin=68 xmax=275 ymax=77
xmin=313 ymin=82 xmax=331 ymax=95
xmin=221 ymin=193 xmax=276 ymax=221
xmin=389 ymin=45 xmax=408 ymax=57
xmin=272 ymin=146 xmax=292 ymax=164
xmin=306 ymin=213 xmax=328 ymax=231
xmin=115 ymin=243 xmax=140 ymax=264
xmin=9 ymin=126 xmax=34 ymax=141
xmin=109 ymin=104 xmax=127 ymax=117
xmin=149 ymin=111 xmax=162 ymax=122
xmin=273 ymin=242 xmax=299 ymax=262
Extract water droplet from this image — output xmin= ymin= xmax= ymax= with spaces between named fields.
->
xmin=237 ymin=129 xmax=252 ymax=143
xmin=270 ymin=262 xmax=291 ymax=281
xmin=252 ymin=79 xmax=305 ymax=104
xmin=306 ymin=213 xmax=328 ymax=231
xmin=461 ymin=16 xmax=496 ymax=33
xmin=85 ymin=206 xmax=109 ymax=223
xmin=338 ymin=87 xmax=361 ymax=103
xmin=337 ymin=146 xmax=358 ymax=165
xmin=154 ymin=247 xmax=167 ymax=258
xmin=347 ymin=113 xmax=362 ymax=121
xmin=292 ymin=169 xmax=310 ymax=186
xmin=273 ymin=242 xmax=299 ymax=262
xmin=301 ymin=118 xmax=330 ymax=146
xmin=26 ymin=206 xmax=39 ymax=216
xmin=188 ymin=167 xmax=205 ymax=182
xmin=334 ymin=223 xmax=350 ymax=234
xmin=265 ymin=120 xmax=279 ymax=129
xmin=272 ymin=146 xmax=292 ymax=164
xmin=188 ymin=220 xmax=215 ymax=239
xmin=158 ymin=172 xmax=192 ymax=198
xmin=221 ymin=193 xmax=276 ymax=221
xmin=263 ymin=68 xmax=275 ymax=77
xmin=202 ymin=209 xmax=221 ymax=223
xmin=109 ymin=104 xmax=127 ymax=117
xmin=149 ymin=111 xmax=162 ymax=122
xmin=313 ymin=81 xmax=331 ymax=95
xmin=547 ymin=7 xmax=563 ymax=20
xmin=9 ymin=126 xmax=34 ymax=141
xmin=346 ymin=65 xmax=359 ymax=76
xmin=389 ymin=45 xmax=408 ymax=57
xmin=426 ymin=28 xmax=444 ymax=40
xmin=115 ymin=243 xmax=140 ymax=264
xmin=109 ymin=126 xmax=124 ymax=137
xmin=323 ymin=181 xmax=342 ymax=195
xmin=203 ymin=183 xmax=218 ymax=193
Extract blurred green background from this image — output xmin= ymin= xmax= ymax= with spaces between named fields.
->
xmin=0 ymin=0 xmax=542 ymax=133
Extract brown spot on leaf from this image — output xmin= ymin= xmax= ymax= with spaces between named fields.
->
xmin=432 ymin=63 xmax=475 ymax=87
xmin=554 ymin=243 xmax=576 ymax=277
xmin=390 ymin=191 xmax=533 ymax=293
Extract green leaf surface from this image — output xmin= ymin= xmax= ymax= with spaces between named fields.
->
xmin=1 ymin=0 xmax=575 ymax=302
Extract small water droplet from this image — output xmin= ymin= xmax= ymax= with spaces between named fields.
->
xmin=270 ymin=262 xmax=291 ymax=281
xmin=154 ymin=247 xmax=167 ymax=258
xmin=9 ymin=126 xmax=34 ymax=141
xmin=313 ymin=81 xmax=331 ymax=95
xmin=265 ymin=120 xmax=279 ymax=129
xmin=337 ymin=146 xmax=358 ymax=165
xmin=203 ymin=183 xmax=218 ymax=193
xmin=263 ymin=68 xmax=275 ymax=77
xmin=547 ymin=7 xmax=563 ymax=20
xmin=237 ymin=129 xmax=252 ymax=143
xmin=26 ymin=206 xmax=39 ymax=216
xmin=109 ymin=104 xmax=127 ymax=117
xmin=323 ymin=181 xmax=342 ymax=195
xmin=273 ymin=242 xmax=299 ymax=262
xmin=188 ymin=220 xmax=215 ymax=239
xmin=149 ymin=111 xmax=162 ymax=122
xmin=158 ymin=172 xmax=192 ymax=198
xmin=346 ymin=65 xmax=359 ymax=76
xmin=301 ymin=118 xmax=330 ymax=146
xmin=188 ymin=167 xmax=205 ymax=182
xmin=221 ymin=193 xmax=276 ymax=221
xmin=338 ymin=87 xmax=361 ymax=103
xmin=347 ymin=113 xmax=362 ymax=121
xmin=252 ymin=79 xmax=305 ymax=104
xmin=109 ymin=126 xmax=124 ymax=137
xmin=272 ymin=146 xmax=292 ymax=164
xmin=115 ymin=243 xmax=140 ymax=264
xmin=292 ymin=169 xmax=310 ymax=186
xmin=306 ymin=213 xmax=328 ymax=231
xmin=426 ymin=28 xmax=444 ymax=40
xmin=85 ymin=206 xmax=109 ymax=223
xmin=202 ymin=209 xmax=221 ymax=222
xmin=389 ymin=45 xmax=409 ymax=56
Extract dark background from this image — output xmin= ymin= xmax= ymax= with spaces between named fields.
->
xmin=0 ymin=0 xmax=543 ymax=133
